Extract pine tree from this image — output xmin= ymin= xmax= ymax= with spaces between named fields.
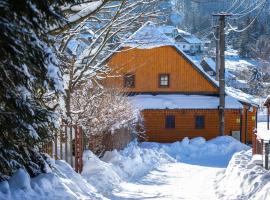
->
xmin=0 ymin=0 xmax=78 ymax=179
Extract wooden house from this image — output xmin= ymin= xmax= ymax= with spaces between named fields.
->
xmin=158 ymin=25 xmax=204 ymax=54
xmin=104 ymin=22 xmax=258 ymax=144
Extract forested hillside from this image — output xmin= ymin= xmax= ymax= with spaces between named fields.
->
xmin=170 ymin=0 xmax=270 ymax=60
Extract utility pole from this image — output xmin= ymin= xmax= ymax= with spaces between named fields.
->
xmin=213 ymin=12 xmax=232 ymax=136
xmin=214 ymin=25 xmax=220 ymax=81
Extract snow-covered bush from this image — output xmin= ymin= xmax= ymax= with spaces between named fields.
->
xmin=71 ymin=81 xmax=143 ymax=137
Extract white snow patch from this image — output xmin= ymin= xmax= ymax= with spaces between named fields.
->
xmin=216 ymin=150 xmax=270 ymax=200
xmin=128 ymin=94 xmax=243 ymax=110
xmin=0 ymin=161 xmax=107 ymax=200
xmin=81 ymin=136 xmax=249 ymax=198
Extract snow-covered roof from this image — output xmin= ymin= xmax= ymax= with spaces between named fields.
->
xmin=226 ymin=87 xmax=259 ymax=107
xmin=158 ymin=25 xmax=190 ymax=36
xmin=129 ymin=95 xmax=243 ymax=110
xmin=264 ymin=95 xmax=270 ymax=106
xmin=202 ymin=57 xmax=216 ymax=71
xmin=177 ymin=34 xmax=202 ymax=44
xmin=157 ymin=25 xmax=177 ymax=34
xmin=123 ymin=22 xmax=175 ymax=49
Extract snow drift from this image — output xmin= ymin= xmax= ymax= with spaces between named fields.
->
xmin=0 ymin=160 xmax=107 ymax=200
xmin=81 ymin=136 xmax=250 ymax=196
xmin=216 ymin=150 xmax=270 ymax=200
xmin=0 ymin=136 xmax=252 ymax=199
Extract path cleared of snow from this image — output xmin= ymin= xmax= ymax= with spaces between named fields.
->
xmin=112 ymin=163 xmax=223 ymax=200
xmin=82 ymin=136 xmax=249 ymax=200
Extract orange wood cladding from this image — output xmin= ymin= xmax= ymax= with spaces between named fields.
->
xmin=105 ymin=45 xmax=257 ymax=143
xmin=142 ymin=109 xmax=257 ymax=143
xmin=105 ymin=46 xmax=219 ymax=94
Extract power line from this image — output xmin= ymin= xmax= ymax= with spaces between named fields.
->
xmin=230 ymin=0 xmax=267 ymax=20
xmin=227 ymin=0 xmax=268 ymax=33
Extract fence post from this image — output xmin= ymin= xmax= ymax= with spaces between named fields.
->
xmin=54 ymin=131 xmax=58 ymax=159
xmin=252 ymin=132 xmax=256 ymax=155
xmin=70 ymin=125 xmax=73 ymax=167
xmin=65 ymin=125 xmax=68 ymax=162
xmin=74 ymin=126 xmax=83 ymax=173
xmin=265 ymin=142 xmax=269 ymax=170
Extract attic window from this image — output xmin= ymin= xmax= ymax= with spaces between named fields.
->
xmin=124 ymin=73 xmax=135 ymax=88
xmin=159 ymin=74 xmax=170 ymax=88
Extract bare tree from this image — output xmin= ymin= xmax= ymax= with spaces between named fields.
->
xmin=53 ymin=0 xmax=167 ymax=123
xmin=71 ymin=81 xmax=142 ymax=137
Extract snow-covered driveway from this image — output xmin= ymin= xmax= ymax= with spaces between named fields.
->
xmin=113 ymin=162 xmax=223 ymax=200
xmin=1 ymin=136 xmax=252 ymax=200
xmin=80 ymin=136 xmax=249 ymax=200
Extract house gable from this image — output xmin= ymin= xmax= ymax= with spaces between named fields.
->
xmin=105 ymin=46 xmax=219 ymax=94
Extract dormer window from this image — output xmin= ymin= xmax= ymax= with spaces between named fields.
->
xmin=124 ymin=73 xmax=135 ymax=88
xmin=159 ymin=74 xmax=170 ymax=88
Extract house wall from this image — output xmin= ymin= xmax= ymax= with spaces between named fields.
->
xmin=241 ymin=106 xmax=257 ymax=143
xmin=141 ymin=108 xmax=256 ymax=143
xmin=106 ymin=46 xmax=218 ymax=94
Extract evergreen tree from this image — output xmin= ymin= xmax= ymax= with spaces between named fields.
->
xmin=0 ymin=0 xmax=77 ymax=179
xmin=247 ymin=67 xmax=265 ymax=96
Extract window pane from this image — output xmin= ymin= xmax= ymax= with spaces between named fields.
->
xmin=159 ymin=74 xmax=169 ymax=87
xmin=195 ymin=116 xmax=205 ymax=129
xmin=124 ymin=74 xmax=135 ymax=88
xmin=166 ymin=115 xmax=175 ymax=129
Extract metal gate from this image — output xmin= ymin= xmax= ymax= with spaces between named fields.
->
xmin=42 ymin=125 xmax=84 ymax=173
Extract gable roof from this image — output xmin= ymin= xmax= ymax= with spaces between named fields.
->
xmin=122 ymin=22 xmax=219 ymax=90
xmin=201 ymin=57 xmax=216 ymax=72
xmin=176 ymin=34 xmax=203 ymax=44
xmin=123 ymin=22 xmax=175 ymax=49
xmin=106 ymin=22 xmax=258 ymax=107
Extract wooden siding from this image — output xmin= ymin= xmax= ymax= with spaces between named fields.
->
xmin=105 ymin=46 xmax=219 ymax=94
xmin=241 ymin=106 xmax=257 ymax=143
xmin=142 ymin=108 xmax=256 ymax=143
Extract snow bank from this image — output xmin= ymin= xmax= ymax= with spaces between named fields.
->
xmin=0 ymin=136 xmax=250 ymax=199
xmin=81 ymin=142 xmax=174 ymax=195
xmin=0 ymin=160 xmax=107 ymax=200
xmin=141 ymin=136 xmax=250 ymax=168
xmin=81 ymin=136 xmax=249 ymax=197
xmin=216 ymin=150 xmax=270 ymax=200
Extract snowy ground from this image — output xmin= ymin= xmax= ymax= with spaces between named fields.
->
xmin=82 ymin=136 xmax=249 ymax=200
xmin=112 ymin=162 xmax=222 ymax=200
xmin=2 ymin=136 xmax=270 ymax=200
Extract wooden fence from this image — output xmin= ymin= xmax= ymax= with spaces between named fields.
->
xmin=253 ymin=130 xmax=270 ymax=170
xmin=42 ymin=125 xmax=85 ymax=173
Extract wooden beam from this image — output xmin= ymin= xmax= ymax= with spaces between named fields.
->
xmin=267 ymin=105 xmax=270 ymax=130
